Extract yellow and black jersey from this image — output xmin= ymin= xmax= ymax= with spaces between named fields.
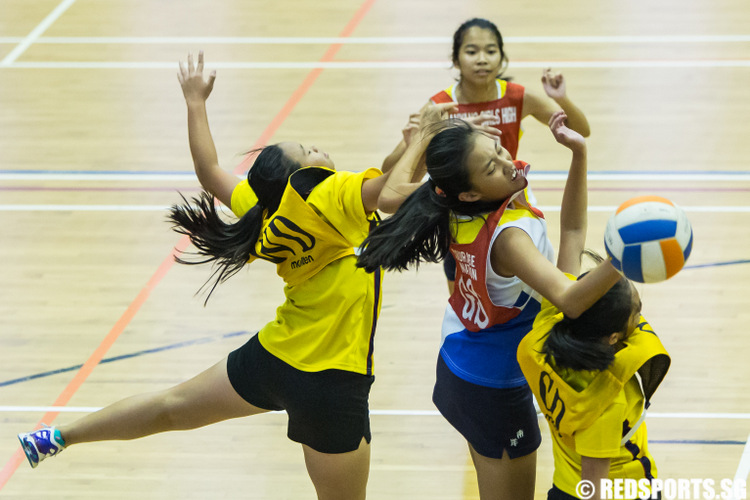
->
xmin=231 ymin=167 xmax=383 ymax=375
xmin=517 ymin=277 xmax=670 ymax=497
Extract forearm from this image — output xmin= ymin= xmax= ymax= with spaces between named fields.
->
xmin=186 ymin=101 xmax=220 ymax=187
xmin=560 ymin=260 xmax=622 ymax=318
xmin=554 ymin=96 xmax=590 ymax=137
xmin=381 ymin=140 xmax=407 ymax=174
xmin=581 ymin=456 xmax=611 ymax=500
xmin=559 ymin=147 xmax=588 ymax=234
xmin=378 ymin=137 xmax=429 ymax=213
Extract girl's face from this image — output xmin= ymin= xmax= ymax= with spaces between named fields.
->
xmin=278 ymin=142 xmax=335 ymax=170
xmin=608 ymin=284 xmax=643 ymax=345
xmin=459 ymin=132 xmax=526 ymax=203
xmin=625 ymin=285 xmax=643 ymax=337
xmin=455 ymin=27 xmax=503 ymax=85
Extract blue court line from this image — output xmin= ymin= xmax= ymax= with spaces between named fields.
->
xmin=2 ymin=260 xmax=747 ymax=388
xmin=0 ymin=330 xmax=251 ymax=388
xmin=684 ymin=259 xmax=750 ymax=270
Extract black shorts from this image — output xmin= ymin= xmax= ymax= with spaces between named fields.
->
xmin=227 ymin=334 xmax=375 ymax=454
xmin=547 ymin=485 xmax=578 ymax=500
xmin=548 ymin=484 xmax=662 ymax=500
xmin=432 ymin=354 xmax=541 ymax=459
xmin=443 ymin=252 xmax=457 ymax=281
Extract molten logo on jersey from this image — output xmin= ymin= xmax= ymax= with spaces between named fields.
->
xmin=257 ymin=215 xmax=316 ymax=264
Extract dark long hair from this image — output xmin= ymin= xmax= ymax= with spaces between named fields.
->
xmin=357 ymin=120 xmax=504 ymax=273
xmin=452 ymin=18 xmax=509 ymax=79
xmin=543 ymin=254 xmax=634 ymax=371
xmin=168 ymin=145 xmax=301 ymax=302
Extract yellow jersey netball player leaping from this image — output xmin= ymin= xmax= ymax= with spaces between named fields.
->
xmin=17 ymin=51 xmax=426 ymax=500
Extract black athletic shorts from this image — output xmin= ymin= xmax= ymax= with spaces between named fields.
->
xmin=432 ymin=353 xmax=541 ymax=459
xmin=548 ymin=484 xmax=662 ymax=500
xmin=443 ymin=252 xmax=457 ymax=281
xmin=227 ymin=334 xmax=375 ymax=454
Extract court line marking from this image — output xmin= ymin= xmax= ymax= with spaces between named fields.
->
xmin=735 ymin=434 xmax=750 ymax=486
xmin=2 ymin=14 xmax=745 ymax=493
xmin=0 ymin=0 xmax=76 ymax=67
xmin=4 ymin=60 xmax=750 ymax=69
xmin=0 ymin=0 xmax=378 ymax=490
xmin=1 ymin=204 xmax=748 ymax=213
xmin=1 ymin=35 xmax=750 ymax=44
xmin=228 ymin=0 xmax=378 ymax=176
xmin=1 ymin=172 xmax=749 ymax=182
xmin=1 ymin=186 xmax=748 ymax=195
xmin=0 ymin=331 xmax=252 ymax=388
xmin=1 ymin=406 xmax=749 ymax=419
xmin=2 ymin=0 xmax=90 ymax=481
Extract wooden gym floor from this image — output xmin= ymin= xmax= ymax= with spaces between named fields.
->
xmin=0 ymin=0 xmax=749 ymax=498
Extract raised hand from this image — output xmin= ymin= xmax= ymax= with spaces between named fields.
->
xmin=418 ymin=102 xmax=459 ymax=138
xmin=541 ymin=68 xmax=567 ymax=100
xmin=178 ymin=51 xmax=216 ymax=105
xmin=464 ymin=114 xmax=503 ymax=141
xmin=401 ymin=112 xmax=421 ymax=147
xmin=549 ymin=111 xmax=585 ymax=152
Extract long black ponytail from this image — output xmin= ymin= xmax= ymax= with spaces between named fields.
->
xmin=168 ymin=144 xmax=301 ymax=302
xmin=543 ymin=256 xmax=634 ymax=371
xmin=357 ymin=181 xmax=452 ymax=273
xmin=358 ymin=120 xmax=505 ymax=273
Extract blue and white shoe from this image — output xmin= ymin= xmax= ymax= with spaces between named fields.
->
xmin=18 ymin=425 xmax=66 ymax=468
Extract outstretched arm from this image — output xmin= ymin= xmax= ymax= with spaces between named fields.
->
xmin=491 ymin=230 xmax=621 ymax=319
xmin=522 ymin=69 xmax=591 ymax=137
xmin=377 ymin=102 xmax=458 ymax=213
xmin=178 ymin=52 xmax=240 ymax=208
xmin=491 ymin=113 xmax=620 ymax=318
xmin=548 ymin=111 xmax=588 ymax=276
xmin=380 ymin=102 xmax=433 ymax=176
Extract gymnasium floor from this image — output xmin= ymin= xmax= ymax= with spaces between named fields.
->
xmin=1 ymin=0 xmax=749 ymax=498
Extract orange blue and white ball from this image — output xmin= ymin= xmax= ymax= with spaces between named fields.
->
xmin=604 ymin=195 xmax=693 ymax=283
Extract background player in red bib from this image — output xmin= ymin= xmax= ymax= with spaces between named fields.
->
xmin=383 ymin=17 xmax=591 ymax=295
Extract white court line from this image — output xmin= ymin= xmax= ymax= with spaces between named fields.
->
xmin=1 ymin=406 xmax=750 ymax=419
xmin=1 ymin=172 xmax=748 ymax=182
xmin=1 ymin=205 xmax=749 ymax=213
xmin=0 ymin=205 xmax=172 ymax=211
xmin=0 ymin=0 xmax=76 ymax=67
xmin=1 ymin=35 xmax=750 ymax=44
xmin=735 ymin=433 xmax=750 ymax=485
xmin=0 ymin=173 xmax=202 ymax=181
xmin=4 ymin=60 xmax=750 ymax=69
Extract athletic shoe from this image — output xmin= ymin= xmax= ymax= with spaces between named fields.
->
xmin=17 ymin=425 xmax=66 ymax=468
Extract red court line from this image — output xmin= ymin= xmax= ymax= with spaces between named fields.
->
xmin=0 ymin=237 xmax=189 ymax=486
xmin=0 ymin=0 xmax=377 ymax=490
xmin=234 ymin=0 xmax=377 ymax=174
